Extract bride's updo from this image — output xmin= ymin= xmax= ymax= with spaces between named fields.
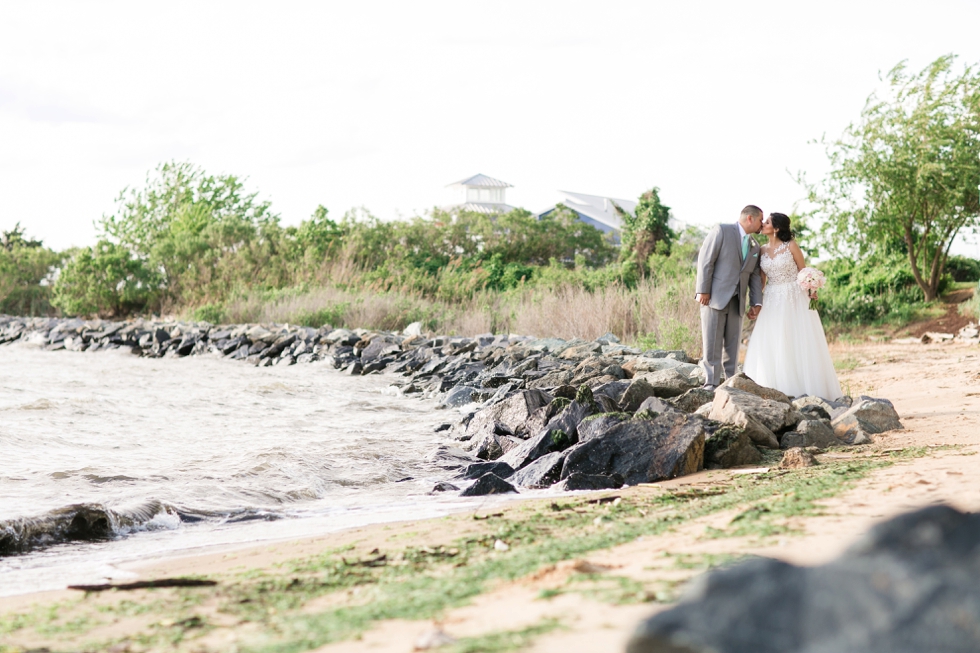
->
xmin=770 ymin=212 xmax=793 ymax=243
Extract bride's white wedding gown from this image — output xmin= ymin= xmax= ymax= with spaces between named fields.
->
xmin=742 ymin=242 xmax=843 ymax=400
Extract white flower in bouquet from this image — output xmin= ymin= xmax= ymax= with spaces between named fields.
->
xmin=797 ymin=267 xmax=826 ymax=310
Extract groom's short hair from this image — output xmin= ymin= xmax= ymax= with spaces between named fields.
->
xmin=740 ymin=205 xmax=763 ymax=220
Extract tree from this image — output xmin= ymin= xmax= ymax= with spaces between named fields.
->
xmin=52 ymin=241 xmax=160 ymax=317
xmin=616 ymin=187 xmax=675 ymax=277
xmin=807 ymin=54 xmax=980 ymax=301
xmin=98 ymin=161 xmax=284 ymax=307
xmin=0 ymin=224 xmax=61 ymax=315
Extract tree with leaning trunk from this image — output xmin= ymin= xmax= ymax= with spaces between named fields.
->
xmin=806 ymin=54 xmax=980 ymax=302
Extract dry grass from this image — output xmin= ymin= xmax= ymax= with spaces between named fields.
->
xmin=210 ymin=277 xmax=703 ymax=355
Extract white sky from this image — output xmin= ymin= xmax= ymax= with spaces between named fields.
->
xmin=1 ymin=1 xmax=979 ymax=253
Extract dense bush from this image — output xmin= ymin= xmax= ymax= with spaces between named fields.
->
xmin=945 ymin=255 xmax=980 ymax=282
xmin=817 ymin=253 xmax=945 ymax=324
xmin=0 ymin=224 xmax=61 ymax=316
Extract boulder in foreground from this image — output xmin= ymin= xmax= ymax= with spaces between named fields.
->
xmin=560 ymin=413 xmax=704 ymax=485
xmin=627 ymin=504 xmax=980 ymax=653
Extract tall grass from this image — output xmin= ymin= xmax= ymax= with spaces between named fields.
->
xmin=201 ymin=276 xmax=702 ymax=354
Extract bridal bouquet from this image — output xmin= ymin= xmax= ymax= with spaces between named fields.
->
xmin=797 ymin=267 xmax=826 ymax=310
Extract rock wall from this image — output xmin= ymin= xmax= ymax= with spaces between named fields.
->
xmin=0 ymin=316 xmax=905 ymax=495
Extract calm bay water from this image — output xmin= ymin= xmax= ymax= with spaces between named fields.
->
xmin=0 ymin=342 xmax=497 ymax=596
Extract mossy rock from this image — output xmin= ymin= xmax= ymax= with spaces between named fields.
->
xmin=574 ymin=385 xmax=598 ymax=412
xmin=550 ymin=397 xmax=572 ymax=413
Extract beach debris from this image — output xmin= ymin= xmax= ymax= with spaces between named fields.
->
xmin=626 ymin=504 xmax=980 ymax=653
xmin=68 ymin=578 xmax=217 ymax=592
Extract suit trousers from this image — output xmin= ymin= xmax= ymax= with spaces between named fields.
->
xmin=700 ymin=295 xmax=742 ymax=386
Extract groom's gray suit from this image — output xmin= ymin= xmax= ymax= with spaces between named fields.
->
xmin=696 ymin=223 xmax=763 ymax=386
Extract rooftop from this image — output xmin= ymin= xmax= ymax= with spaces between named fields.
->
xmin=446 ymin=173 xmax=513 ymax=189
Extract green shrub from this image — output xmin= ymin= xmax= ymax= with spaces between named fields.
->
xmin=945 ymin=255 xmax=980 ymax=282
xmin=52 ymin=241 xmax=159 ymax=317
xmin=0 ymin=231 xmax=62 ymax=316
xmin=191 ymin=303 xmax=225 ymax=324
xmin=817 ymin=253 xmax=938 ymax=324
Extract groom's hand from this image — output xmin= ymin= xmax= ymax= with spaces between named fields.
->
xmin=696 ymin=293 xmax=710 ymax=306
xmin=748 ymin=305 xmax=761 ymax=320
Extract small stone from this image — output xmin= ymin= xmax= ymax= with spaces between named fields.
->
xmin=780 ymin=448 xmax=818 ymax=469
xmin=429 ymin=482 xmax=460 ymax=493
xmin=493 ymin=539 xmax=510 ymax=551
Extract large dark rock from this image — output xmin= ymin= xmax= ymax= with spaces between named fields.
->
xmin=509 ymin=451 xmax=566 ymax=488
xmin=577 ymin=413 xmax=631 ymax=442
xmin=553 ymin=472 xmax=624 ymax=491
xmin=460 ymin=473 xmax=518 ymax=497
xmin=780 ymin=419 xmax=837 ymax=450
xmin=359 ymin=337 xmax=401 ymax=363
xmin=560 ymin=413 xmax=705 ymax=485
xmin=457 ymin=461 xmax=515 ymax=480
xmin=626 ymin=504 xmax=980 ymax=653
xmin=498 ymin=399 xmax=591 ymax=470
xmin=704 ymin=423 xmax=762 ymax=469
xmin=463 ymin=389 xmax=554 ymax=441
xmin=617 ymin=378 xmax=658 ymax=412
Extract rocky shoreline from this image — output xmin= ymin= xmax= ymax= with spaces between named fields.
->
xmin=0 ymin=315 xmax=905 ymax=496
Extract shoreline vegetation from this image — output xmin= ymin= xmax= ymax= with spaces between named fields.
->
xmin=2 ymin=56 xmax=978 ymax=350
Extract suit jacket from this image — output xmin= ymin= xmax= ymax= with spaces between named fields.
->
xmin=695 ymin=223 xmax=763 ymax=315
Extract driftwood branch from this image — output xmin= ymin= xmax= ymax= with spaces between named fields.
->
xmin=68 ymin=578 xmax=217 ymax=592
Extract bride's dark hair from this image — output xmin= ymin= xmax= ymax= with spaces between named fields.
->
xmin=770 ymin=213 xmax=793 ymax=242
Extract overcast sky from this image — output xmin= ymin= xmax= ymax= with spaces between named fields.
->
xmin=2 ymin=1 xmax=979 ymax=252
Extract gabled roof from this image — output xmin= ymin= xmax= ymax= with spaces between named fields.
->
xmin=447 ymin=173 xmax=513 ymax=188
xmin=538 ymin=190 xmax=685 ymax=233
xmin=554 ymin=190 xmax=636 ymax=231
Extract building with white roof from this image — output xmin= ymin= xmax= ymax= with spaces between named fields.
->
xmin=444 ymin=174 xmax=519 ymax=214
xmin=537 ymin=190 xmax=685 ymax=241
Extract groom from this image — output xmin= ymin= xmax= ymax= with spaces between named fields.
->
xmin=695 ymin=205 xmax=764 ymax=390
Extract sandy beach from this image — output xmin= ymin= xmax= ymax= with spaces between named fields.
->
xmin=3 ymin=340 xmax=980 ymax=653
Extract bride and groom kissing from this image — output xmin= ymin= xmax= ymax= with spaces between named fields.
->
xmin=696 ymin=205 xmax=841 ymax=401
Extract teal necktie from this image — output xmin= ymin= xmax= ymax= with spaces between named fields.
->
xmin=741 ymin=234 xmax=750 ymax=261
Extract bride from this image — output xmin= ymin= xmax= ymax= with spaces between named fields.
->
xmin=742 ymin=213 xmax=842 ymax=400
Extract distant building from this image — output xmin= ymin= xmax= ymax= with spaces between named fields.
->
xmin=444 ymin=174 xmax=518 ymax=214
xmin=537 ymin=190 xmax=685 ymax=242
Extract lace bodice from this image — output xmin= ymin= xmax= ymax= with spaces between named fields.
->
xmin=761 ymin=242 xmax=798 ymax=286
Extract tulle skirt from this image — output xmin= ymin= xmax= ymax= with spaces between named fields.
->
xmin=742 ymin=282 xmax=843 ymax=400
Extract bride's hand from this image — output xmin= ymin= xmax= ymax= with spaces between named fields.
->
xmin=809 ymin=290 xmax=818 ymax=300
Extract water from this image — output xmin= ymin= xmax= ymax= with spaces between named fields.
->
xmin=0 ymin=343 xmax=498 ymax=596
